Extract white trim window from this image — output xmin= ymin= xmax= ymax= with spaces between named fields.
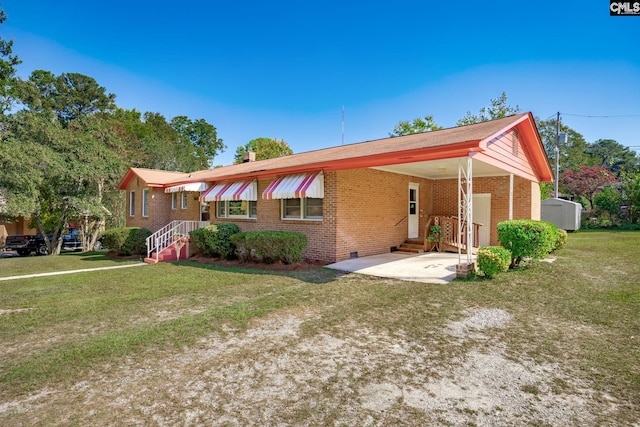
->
xmin=129 ymin=191 xmax=135 ymax=217
xmin=142 ymin=188 xmax=149 ymax=217
xmin=181 ymin=192 xmax=188 ymax=209
xmin=282 ymin=198 xmax=323 ymax=220
xmin=171 ymin=192 xmax=178 ymax=210
xmin=216 ymin=200 xmax=257 ymax=219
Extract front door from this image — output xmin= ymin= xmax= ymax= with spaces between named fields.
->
xmin=200 ymin=202 xmax=210 ymax=222
xmin=472 ymin=194 xmax=491 ymax=246
xmin=408 ymin=183 xmax=420 ymax=239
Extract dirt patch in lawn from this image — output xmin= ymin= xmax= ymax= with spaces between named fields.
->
xmin=0 ymin=307 xmax=602 ymax=426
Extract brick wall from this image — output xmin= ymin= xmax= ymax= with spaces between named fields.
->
xmin=333 ymin=168 xmax=433 ymax=261
xmin=213 ymin=169 xmax=433 ymax=263
xmin=124 ymin=176 xmax=203 ymax=233
xmin=168 ymin=192 xmax=202 ymax=223
xmin=211 ymin=175 xmax=335 ymax=263
xmin=123 ymin=169 xmax=542 ymax=262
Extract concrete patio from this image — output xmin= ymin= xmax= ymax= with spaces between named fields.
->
xmin=326 ymin=251 xmax=474 ymax=284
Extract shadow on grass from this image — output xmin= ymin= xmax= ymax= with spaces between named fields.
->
xmin=172 ymin=258 xmax=341 ymax=284
xmin=61 ymin=251 xmax=144 ymax=263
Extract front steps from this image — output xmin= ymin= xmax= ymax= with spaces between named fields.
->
xmin=144 ymin=242 xmax=189 ymax=264
xmin=396 ymin=238 xmax=425 ymax=254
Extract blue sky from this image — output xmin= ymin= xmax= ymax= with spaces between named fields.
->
xmin=4 ymin=1 xmax=640 ymax=166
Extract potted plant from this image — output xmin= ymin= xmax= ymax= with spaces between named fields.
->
xmin=427 ymin=224 xmax=442 ymax=252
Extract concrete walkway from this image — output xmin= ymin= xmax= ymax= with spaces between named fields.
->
xmin=327 ymin=251 xmax=471 ymax=284
xmin=0 ymin=262 xmax=147 ymax=282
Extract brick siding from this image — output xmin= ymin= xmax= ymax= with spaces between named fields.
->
xmin=124 ymin=169 xmax=542 ymax=263
xmin=123 ymin=177 xmax=202 ymax=233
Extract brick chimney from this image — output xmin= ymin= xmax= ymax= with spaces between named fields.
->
xmin=243 ymin=151 xmax=256 ymax=163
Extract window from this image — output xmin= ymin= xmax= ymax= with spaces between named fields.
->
xmin=142 ymin=189 xmax=149 ymax=217
xmin=129 ymin=191 xmax=135 ymax=217
xmin=216 ymin=200 xmax=257 ymax=218
xmin=171 ymin=192 xmax=177 ymax=210
xmin=181 ymin=192 xmax=188 ymax=209
xmin=282 ymin=198 xmax=323 ymax=220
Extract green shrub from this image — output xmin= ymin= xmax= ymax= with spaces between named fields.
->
xmin=101 ymin=227 xmax=151 ymax=256
xmin=554 ymin=228 xmax=568 ymax=251
xmin=230 ymin=231 xmax=308 ymax=264
xmin=189 ymin=227 xmax=213 ymax=256
xmin=477 ymin=246 xmax=511 ymax=278
xmin=230 ymin=233 xmax=251 ymax=262
xmin=189 ymin=223 xmax=240 ymax=259
xmin=496 ymin=219 xmax=557 ymax=268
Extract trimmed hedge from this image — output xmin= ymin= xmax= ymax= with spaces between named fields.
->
xmin=477 ymin=246 xmax=511 ymax=278
xmin=190 ymin=223 xmax=240 ymax=260
xmin=101 ymin=227 xmax=152 ymax=256
xmin=496 ymin=220 xmax=557 ymax=268
xmin=554 ymin=228 xmax=568 ymax=251
xmin=231 ymin=231 xmax=308 ymax=264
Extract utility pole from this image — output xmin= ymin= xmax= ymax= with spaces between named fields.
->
xmin=341 ymin=105 xmax=344 ymax=146
xmin=554 ymin=112 xmax=560 ymax=198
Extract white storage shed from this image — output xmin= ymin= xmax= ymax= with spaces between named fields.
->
xmin=541 ymin=198 xmax=582 ymax=231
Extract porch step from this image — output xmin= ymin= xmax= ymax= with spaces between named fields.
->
xmin=396 ymin=241 xmax=424 ymax=254
xmin=144 ymin=243 xmax=188 ymax=264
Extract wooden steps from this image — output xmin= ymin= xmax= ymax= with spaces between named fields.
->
xmin=396 ymin=238 xmax=425 ymax=254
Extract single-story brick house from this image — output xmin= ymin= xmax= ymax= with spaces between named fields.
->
xmin=118 ymin=113 xmax=552 ymax=263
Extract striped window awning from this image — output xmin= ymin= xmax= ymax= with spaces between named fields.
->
xmin=262 ymin=172 xmax=324 ymax=199
xmin=199 ymin=180 xmax=258 ymax=202
xmin=164 ymin=182 xmax=208 ymax=193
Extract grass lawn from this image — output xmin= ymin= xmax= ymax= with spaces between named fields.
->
xmin=0 ymin=230 xmax=638 ymax=425
xmin=0 ymin=251 xmax=142 ymax=278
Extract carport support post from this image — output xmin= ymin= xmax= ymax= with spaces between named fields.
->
xmin=457 ymin=158 xmax=475 ymax=277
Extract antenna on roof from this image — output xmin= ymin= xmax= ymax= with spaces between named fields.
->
xmin=341 ymin=105 xmax=345 ymax=146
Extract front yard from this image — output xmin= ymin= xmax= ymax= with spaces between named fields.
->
xmin=0 ymin=231 xmax=638 ymax=425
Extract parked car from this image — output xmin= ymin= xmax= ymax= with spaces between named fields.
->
xmin=4 ymin=228 xmax=103 ymax=256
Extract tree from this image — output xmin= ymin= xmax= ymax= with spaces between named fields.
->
xmin=171 ymin=116 xmax=225 ymax=169
xmin=593 ymin=186 xmax=623 ymax=218
xmin=560 ymin=165 xmax=618 ymax=210
xmin=620 ymin=171 xmax=640 ymax=223
xmin=0 ymin=4 xmax=21 ymax=115
xmin=389 ymin=115 xmax=443 ymax=137
xmin=536 ymin=118 xmax=593 ymax=176
xmin=586 ymin=139 xmax=639 ymax=177
xmin=23 ymin=71 xmax=116 ymax=125
xmin=234 ymin=137 xmax=293 ymax=164
xmin=456 ymin=92 xmax=520 ymax=126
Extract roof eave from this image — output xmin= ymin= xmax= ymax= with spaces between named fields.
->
xmin=164 ymin=141 xmax=483 ymax=186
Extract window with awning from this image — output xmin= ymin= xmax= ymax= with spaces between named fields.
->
xmin=199 ymin=180 xmax=258 ymax=202
xmin=164 ymin=182 xmax=208 ymax=193
xmin=262 ymin=172 xmax=324 ymax=200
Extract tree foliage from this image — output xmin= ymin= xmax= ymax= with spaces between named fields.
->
xmin=234 ymin=137 xmax=293 ymax=164
xmin=0 ymin=5 xmax=21 ymax=114
xmin=171 ymin=115 xmax=225 ymax=169
xmin=621 ymin=172 xmax=640 ymax=223
xmin=23 ymin=70 xmax=116 ymax=125
xmin=389 ymin=115 xmax=442 ymax=137
xmin=586 ymin=139 xmax=639 ymax=177
xmin=535 ymin=118 xmax=593 ymax=175
xmin=456 ymin=92 xmax=520 ymax=126
xmin=560 ymin=165 xmax=618 ymax=210
xmin=0 ymin=9 xmax=226 ymax=254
